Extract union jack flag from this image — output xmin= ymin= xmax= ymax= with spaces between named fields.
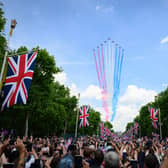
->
xmin=148 ymin=106 xmax=159 ymax=129
xmin=134 ymin=122 xmax=138 ymax=135
xmin=130 ymin=126 xmax=133 ymax=135
xmin=152 ymin=132 xmax=159 ymax=139
xmin=104 ymin=127 xmax=110 ymax=136
xmin=127 ymin=128 xmax=131 ymax=137
xmin=100 ymin=122 xmax=105 ymax=138
xmin=100 ymin=122 xmax=104 ymax=133
xmin=1 ymin=51 xmax=37 ymax=111
xmin=122 ymin=134 xmax=129 ymax=141
xmin=79 ymin=105 xmax=90 ymax=127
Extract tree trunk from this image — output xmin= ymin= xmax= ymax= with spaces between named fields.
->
xmin=25 ymin=111 xmax=29 ymax=137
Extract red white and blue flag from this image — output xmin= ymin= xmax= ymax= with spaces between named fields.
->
xmin=1 ymin=51 xmax=37 ymax=111
xmin=152 ymin=132 xmax=159 ymax=139
xmin=100 ymin=122 xmax=105 ymax=138
xmin=134 ymin=122 xmax=139 ymax=135
xmin=79 ymin=105 xmax=90 ymax=127
xmin=148 ymin=106 xmax=159 ymax=129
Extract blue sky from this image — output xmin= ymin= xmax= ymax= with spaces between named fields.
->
xmin=2 ymin=0 xmax=168 ymax=131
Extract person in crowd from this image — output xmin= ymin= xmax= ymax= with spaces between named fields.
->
xmin=0 ymin=133 xmax=168 ymax=168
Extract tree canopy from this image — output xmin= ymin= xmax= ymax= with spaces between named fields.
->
xmin=125 ymin=87 xmax=168 ymax=138
xmin=0 ymin=5 xmax=107 ymax=137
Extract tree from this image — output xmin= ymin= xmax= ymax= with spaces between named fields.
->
xmin=0 ymin=46 xmax=78 ymax=136
xmin=125 ymin=122 xmax=134 ymax=131
xmin=155 ymin=88 xmax=168 ymax=137
xmin=104 ymin=121 xmax=114 ymax=132
xmin=0 ymin=5 xmax=103 ymax=137
xmin=0 ymin=2 xmax=6 ymax=69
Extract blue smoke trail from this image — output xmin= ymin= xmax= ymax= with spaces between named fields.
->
xmin=116 ymin=47 xmax=121 ymax=93
xmin=111 ymin=45 xmax=118 ymax=121
xmin=117 ymin=49 xmax=124 ymax=91
xmin=111 ymin=48 xmax=124 ymax=121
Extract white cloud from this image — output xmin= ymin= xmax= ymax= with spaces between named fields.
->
xmin=69 ymin=83 xmax=79 ymax=97
xmin=53 ymin=72 xmax=67 ymax=85
xmin=95 ymin=5 xmax=114 ymax=13
xmin=113 ymin=85 xmax=157 ymax=132
xmin=53 ymin=72 xmax=102 ymax=101
xmin=53 ymin=73 xmax=157 ymax=132
xmin=119 ymin=85 xmax=156 ymax=106
xmin=95 ymin=106 xmax=113 ymax=121
xmin=160 ymin=36 xmax=168 ymax=44
xmin=81 ymin=85 xmax=102 ymax=100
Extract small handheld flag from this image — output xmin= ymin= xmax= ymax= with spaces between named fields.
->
xmin=79 ymin=105 xmax=90 ymax=127
xmin=1 ymin=51 xmax=37 ymax=111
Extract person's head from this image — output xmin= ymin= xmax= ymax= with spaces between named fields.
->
xmin=144 ymin=153 xmax=158 ymax=168
xmin=41 ymin=155 xmax=48 ymax=166
xmin=58 ymin=155 xmax=74 ymax=168
xmin=94 ymin=149 xmax=104 ymax=166
xmin=67 ymin=144 xmax=77 ymax=157
xmin=50 ymin=154 xmax=61 ymax=168
xmin=104 ymin=151 xmax=120 ymax=168
xmin=83 ymin=147 xmax=93 ymax=159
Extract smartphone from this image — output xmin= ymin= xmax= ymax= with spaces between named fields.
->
xmin=74 ymin=155 xmax=83 ymax=168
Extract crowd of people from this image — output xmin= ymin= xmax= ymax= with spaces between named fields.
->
xmin=0 ymin=129 xmax=168 ymax=168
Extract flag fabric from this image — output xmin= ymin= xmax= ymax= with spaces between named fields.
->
xmin=79 ymin=105 xmax=90 ymax=127
xmin=100 ymin=122 xmax=105 ymax=138
xmin=152 ymin=132 xmax=159 ymax=139
xmin=122 ymin=134 xmax=129 ymax=141
xmin=130 ymin=126 xmax=133 ymax=135
xmin=99 ymin=123 xmax=111 ymax=138
xmin=104 ymin=127 xmax=111 ymax=137
xmin=134 ymin=123 xmax=139 ymax=135
xmin=130 ymin=126 xmax=134 ymax=139
xmin=148 ymin=106 xmax=159 ymax=129
xmin=126 ymin=130 xmax=129 ymax=137
xmin=1 ymin=51 xmax=37 ymax=111
xmin=65 ymin=138 xmax=72 ymax=149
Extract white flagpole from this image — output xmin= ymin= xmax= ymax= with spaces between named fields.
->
xmin=0 ymin=20 xmax=17 ymax=93
xmin=75 ymin=93 xmax=80 ymax=139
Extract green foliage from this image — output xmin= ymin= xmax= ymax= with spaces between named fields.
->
xmin=104 ymin=121 xmax=114 ymax=132
xmin=0 ymin=46 xmax=78 ymax=136
xmin=0 ymin=44 xmax=102 ymax=137
xmin=0 ymin=2 xmax=6 ymax=69
xmin=0 ymin=6 xmax=103 ymax=137
xmin=125 ymin=121 xmax=134 ymax=131
xmin=126 ymin=87 xmax=168 ymax=137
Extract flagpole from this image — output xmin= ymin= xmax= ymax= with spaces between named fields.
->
xmin=0 ymin=20 xmax=17 ymax=93
xmin=75 ymin=93 xmax=80 ymax=139
xmin=159 ymin=108 xmax=162 ymax=140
